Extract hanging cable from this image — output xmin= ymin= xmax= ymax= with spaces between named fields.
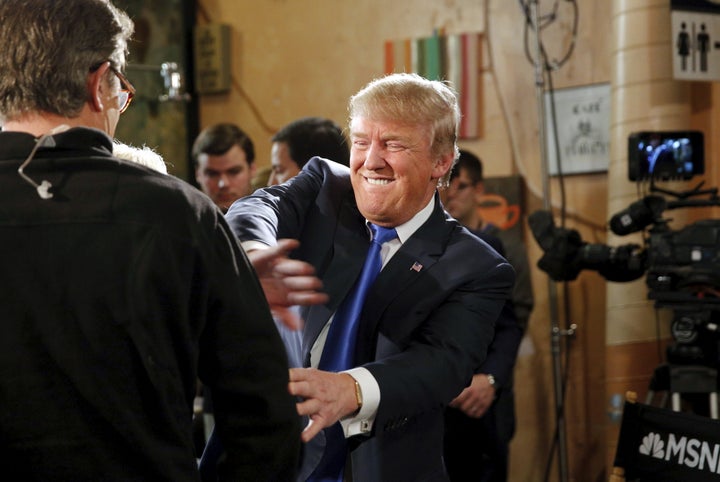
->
xmin=196 ymin=1 xmax=278 ymax=135
xmin=520 ymin=0 xmax=579 ymax=72
xmin=17 ymin=124 xmax=70 ymax=200
xmin=517 ymin=2 xmax=580 ymax=481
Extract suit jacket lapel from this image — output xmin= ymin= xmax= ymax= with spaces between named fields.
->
xmin=358 ymin=197 xmax=453 ymax=351
xmin=303 ymin=194 xmax=454 ymax=365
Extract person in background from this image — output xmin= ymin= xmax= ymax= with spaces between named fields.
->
xmin=441 ymin=149 xmax=534 ymax=331
xmin=268 ymin=116 xmax=349 ymax=186
xmin=0 ymin=1 xmax=303 ymax=479
xmin=440 ymin=150 xmax=527 ymax=481
xmin=252 ymin=164 xmax=273 ymax=190
xmin=192 ymin=122 xmax=256 ymax=212
xmin=223 ymin=73 xmax=515 ymax=481
xmin=191 ymin=122 xmax=260 ymax=452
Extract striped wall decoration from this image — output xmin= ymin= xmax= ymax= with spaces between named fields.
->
xmin=384 ymin=32 xmax=483 ymax=139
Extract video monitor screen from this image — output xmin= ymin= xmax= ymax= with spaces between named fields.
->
xmin=628 ymin=131 xmax=704 ymax=181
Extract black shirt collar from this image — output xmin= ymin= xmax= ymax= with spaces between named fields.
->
xmin=0 ymin=126 xmax=114 ymax=161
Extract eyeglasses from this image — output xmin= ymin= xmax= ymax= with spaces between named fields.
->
xmin=109 ymin=66 xmax=136 ymax=114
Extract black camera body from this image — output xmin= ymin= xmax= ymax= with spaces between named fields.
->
xmin=645 ymin=218 xmax=720 ymax=366
xmin=530 ymin=129 xmax=720 ymax=367
xmin=628 ymin=130 xmax=704 ymax=181
xmin=645 ymin=219 xmax=720 ymax=305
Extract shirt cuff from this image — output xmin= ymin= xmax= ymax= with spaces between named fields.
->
xmin=340 ymin=367 xmax=379 ymax=437
xmin=240 ymin=240 xmax=270 ymax=252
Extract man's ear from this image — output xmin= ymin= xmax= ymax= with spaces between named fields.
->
xmin=87 ymin=61 xmax=111 ymax=112
xmin=432 ymin=151 xmax=455 ymax=180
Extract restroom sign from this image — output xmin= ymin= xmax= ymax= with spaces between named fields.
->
xmin=672 ymin=0 xmax=720 ymax=80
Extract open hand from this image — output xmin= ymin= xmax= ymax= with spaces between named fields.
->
xmin=248 ymin=239 xmax=329 ymax=329
xmin=288 ymin=368 xmax=359 ymax=442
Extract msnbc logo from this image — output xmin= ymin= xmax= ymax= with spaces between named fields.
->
xmin=639 ymin=431 xmax=720 ymax=475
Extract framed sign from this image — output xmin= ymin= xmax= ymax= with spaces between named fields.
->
xmin=543 ymin=83 xmax=611 ymax=176
xmin=671 ymin=0 xmax=720 ymax=81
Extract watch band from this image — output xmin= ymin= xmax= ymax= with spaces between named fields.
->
xmin=354 ymin=379 xmax=363 ymax=409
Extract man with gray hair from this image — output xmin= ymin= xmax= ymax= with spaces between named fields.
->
xmin=0 ymin=1 xmax=305 ymax=479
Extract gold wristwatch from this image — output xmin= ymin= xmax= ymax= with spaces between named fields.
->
xmin=354 ymin=379 xmax=363 ymax=409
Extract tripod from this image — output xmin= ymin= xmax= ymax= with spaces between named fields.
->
xmin=646 ymin=363 xmax=718 ymax=419
xmin=644 ymin=306 xmax=720 ymax=419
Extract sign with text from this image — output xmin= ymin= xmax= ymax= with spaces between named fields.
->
xmin=194 ymin=23 xmax=232 ymax=94
xmin=543 ymin=83 xmax=611 ymax=176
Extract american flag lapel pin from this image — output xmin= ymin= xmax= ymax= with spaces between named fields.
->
xmin=410 ymin=261 xmax=423 ymax=272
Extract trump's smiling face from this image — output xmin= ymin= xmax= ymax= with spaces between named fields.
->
xmin=349 ymin=116 xmax=453 ymax=227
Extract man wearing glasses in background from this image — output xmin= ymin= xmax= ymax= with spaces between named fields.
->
xmin=0 ymin=0 xmax=314 ymax=480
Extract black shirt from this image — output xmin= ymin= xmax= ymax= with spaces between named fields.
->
xmin=0 ymin=127 xmax=300 ymax=481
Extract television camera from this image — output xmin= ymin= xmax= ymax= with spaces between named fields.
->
xmin=529 ymin=130 xmax=720 ymax=367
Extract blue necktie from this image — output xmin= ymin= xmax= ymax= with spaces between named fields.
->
xmin=319 ymin=223 xmax=397 ymax=372
xmin=309 ymin=223 xmax=397 ymax=481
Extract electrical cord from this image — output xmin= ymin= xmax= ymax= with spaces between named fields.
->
xmin=517 ymin=2 xmax=580 ymax=481
xmin=196 ymin=1 xmax=279 ymax=135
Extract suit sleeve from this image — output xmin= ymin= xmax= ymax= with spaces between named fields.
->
xmin=474 ymin=233 xmax=524 ymax=388
xmin=225 ymin=157 xmax=340 ymax=245
xmin=498 ymin=232 xmax=534 ymax=332
xmin=477 ymin=300 xmax=523 ymax=388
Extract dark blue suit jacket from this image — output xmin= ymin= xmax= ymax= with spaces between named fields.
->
xmin=226 ymin=157 xmax=515 ymax=481
xmin=471 ymin=231 xmax=523 ymax=389
xmin=442 ymin=230 xmax=524 ymax=480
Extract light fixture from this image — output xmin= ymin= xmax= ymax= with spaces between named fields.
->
xmin=127 ymin=62 xmax=191 ymax=103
